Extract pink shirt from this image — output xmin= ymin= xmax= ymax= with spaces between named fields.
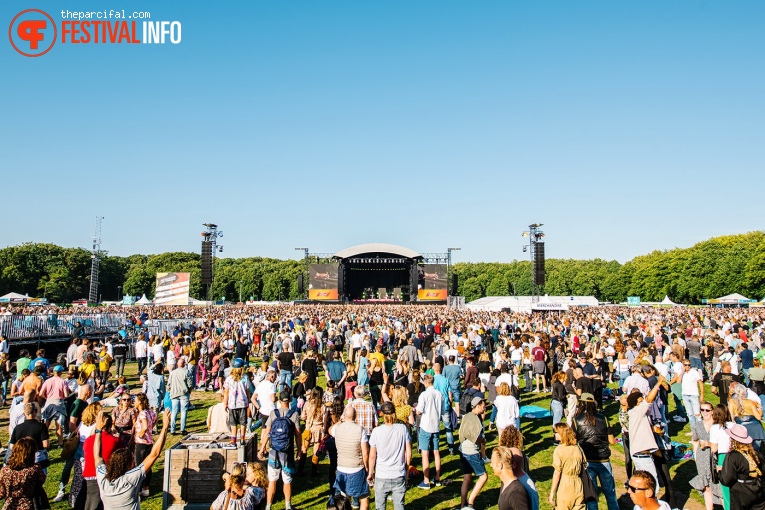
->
xmin=134 ymin=409 xmax=157 ymax=445
xmin=41 ymin=376 xmax=69 ymax=401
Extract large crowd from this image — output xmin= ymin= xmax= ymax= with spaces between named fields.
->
xmin=1 ymin=304 xmax=765 ymax=510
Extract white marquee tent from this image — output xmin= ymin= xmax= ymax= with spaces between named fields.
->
xmin=466 ymin=295 xmax=598 ymax=313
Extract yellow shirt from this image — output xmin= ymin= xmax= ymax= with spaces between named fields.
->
xmin=369 ymin=352 xmax=385 ymax=368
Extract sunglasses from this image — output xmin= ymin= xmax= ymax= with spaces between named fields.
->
xmin=627 ymin=484 xmax=649 ymax=493
xmin=701 ymin=409 xmax=712 ymax=412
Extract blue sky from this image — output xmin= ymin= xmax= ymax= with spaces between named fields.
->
xmin=2 ymin=0 xmax=763 ymax=264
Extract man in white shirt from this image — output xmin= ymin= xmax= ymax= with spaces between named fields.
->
xmin=134 ymin=334 xmax=148 ymax=375
xmin=680 ymin=361 xmax=704 ymax=428
xmin=253 ymin=369 xmax=277 ymax=452
xmin=415 ymin=374 xmax=444 ymax=489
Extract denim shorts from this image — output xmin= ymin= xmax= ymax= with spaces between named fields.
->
xmin=418 ymin=429 xmax=440 ymax=452
xmin=334 ymin=468 xmax=370 ymax=498
xmin=460 ymin=452 xmax=486 ymax=476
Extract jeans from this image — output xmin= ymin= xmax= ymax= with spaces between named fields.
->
xmin=60 ymin=443 xmax=84 ymax=488
xmin=137 ymin=357 xmax=147 ymax=375
xmin=690 ymin=357 xmax=703 ymax=370
xmin=188 ymin=364 xmax=198 ymax=388
xmin=114 ymin=356 xmax=126 ymax=377
xmin=683 ymin=394 xmax=701 ymax=428
xmin=550 ymin=400 xmax=564 ymax=429
xmin=586 ymin=461 xmax=619 ymax=510
xmin=440 ymin=411 xmax=455 ymax=448
xmin=489 ymin=405 xmax=497 ymax=425
xmin=279 ymin=369 xmax=293 ymax=392
xmin=374 ymin=476 xmax=406 ymax=510
xmin=672 ymin=392 xmax=688 ymax=419
xmin=171 ymin=395 xmax=190 ymax=432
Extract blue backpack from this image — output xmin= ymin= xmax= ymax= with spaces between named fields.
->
xmin=269 ymin=409 xmax=296 ymax=453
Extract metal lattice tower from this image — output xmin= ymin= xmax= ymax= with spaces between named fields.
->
xmin=88 ymin=216 xmax=104 ymax=304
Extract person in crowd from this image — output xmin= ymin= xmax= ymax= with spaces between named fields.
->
xmin=346 ymin=384 xmax=377 ymax=436
xmin=211 ymin=462 xmax=265 ymax=510
xmin=690 ymin=401 xmax=723 ymax=510
xmin=509 ymin=446 xmax=540 ymax=510
xmin=550 ymin=372 xmax=567 ymax=435
xmin=332 ymin=406 xmax=371 ymax=510
xmin=549 ymin=423 xmax=585 ymax=510
xmin=709 ymin=404 xmax=734 ymax=510
xmin=680 ymin=358 xmax=704 ymax=428
xmin=255 ymin=369 xmax=278 ymax=454
xmin=367 ymin=401 xmax=411 ymax=510
xmin=133 ymin=393 xmax=157 ymax=498
xmin=491 ymin=446 xmax=531 ymax=510
xmin=458 ymin=397 xmax=488 ymax=510
xmin=76 ymin=413 xmax=121 ymax=510
xmin=572 ymin=393 xmax=618 ymax=510
xmin=495 ymin=382 xmax=520 ymax=436
xmin=40 ymin=365 xmax=71 ymax=446
xmin=415 ymin=373 xmax=444 ymax=489
xmin=56 ymin=402 xmax=100 ymax=503
xmin=223 ymin=358 xmax=251 ymax=446
xmin=111 ymin=393 xmax=138 ymax=445
xmin=263 ymin=389 xmax=300 ymax=510
xmin=627 ymin=470 xmax=672 ymax=510
xmin=432 ymin=362 xmax=456 ymax=454
xmin=626 ymin=376 xmax=665 ymax=485
xmin=94 ymin=408 xmax=171 ymax=510
xmin=719 ymin=423 xmax=765 ymax=510
xmin=299 ymin=387 xmax=325 ymax=476
xmin=712 ymin=361 xmax=740 ymax=407
xmin=146 ymin=361 xmax=166 ymax=411
xmin=0 ymin=437 xmax=46 ymax=509
xmin=168 ymin=357 xmax=192 ymax=435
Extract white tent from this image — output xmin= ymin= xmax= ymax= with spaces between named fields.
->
xmin=466 ymin=295 xmax=597 ymax=313
xmin=136 ymin=294 xmax=153 ymax=305
xmin=708 ymin=293 xmax=752 ymax=305
xmin=0 ymin=292 xmax=29 ymax=303
xmin=660 ymin=295 xmax=678 ymax=306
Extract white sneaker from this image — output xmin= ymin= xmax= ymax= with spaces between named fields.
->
xmin=53 ymin=490 xmax=66 ymax=502
xmin=141 ymin=489 xmax=150 ymax=498
xmin=482 ymin=456 xmax=491 ymax=464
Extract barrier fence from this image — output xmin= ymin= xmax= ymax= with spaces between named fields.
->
xmin=0 ymin=313 xmax=127 ymax=341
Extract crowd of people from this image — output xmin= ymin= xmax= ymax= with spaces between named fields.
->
xmin=1 ymin=303 xmax=765 ymax=510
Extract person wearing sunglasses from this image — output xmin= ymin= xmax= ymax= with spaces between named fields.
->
xmin=689 ymin=402 xmax=722 ymax=510
xmin=627 ymin=470 xmax=671 ymax=510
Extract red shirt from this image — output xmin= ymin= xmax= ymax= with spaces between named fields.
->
xmin=532 ymin=346 xmax=545 ymax=362
xmin=82 ymin=433 xmax=122 ymax=478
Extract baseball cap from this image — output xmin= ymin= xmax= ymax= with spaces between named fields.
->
xmin=232 ymin=358 xmax=245 ymax=368
xmin=471 ymin=397 xmax=484 ymax=408
xmin=53 ymin=365 xmax=65 ymax=373
xmin=579 ymin=393 xmax=596 ymax=403
xmin=279 ymin=389 xmax=292 ymax=402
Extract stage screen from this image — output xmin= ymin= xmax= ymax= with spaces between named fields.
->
xmin=309 ymin=264 xmax=339 ymax=300
xmin=155 ymin=272 xmax=190 ymax=305
xmin=418 ymin=264 xmax=447 ymax=301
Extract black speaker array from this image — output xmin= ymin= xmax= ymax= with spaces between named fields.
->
xmin=533 ymin=242 xmax=545 ymax=286
xmin=297 ymin=274 xmax=304 ymax=295
xmin=452 ymin=274 xmax=458 ymax=295
xmin=201 ymin=241 xmax=213 ymax=284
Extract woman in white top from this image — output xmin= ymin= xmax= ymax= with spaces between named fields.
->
xmin=494 ymin=382 xmax=520 ymax=436
xmin=707 ymin=404 xmax=734 ymax=510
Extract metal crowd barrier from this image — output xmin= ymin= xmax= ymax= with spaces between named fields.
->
xmin=0 ymin=313 xmax=127 ymax=341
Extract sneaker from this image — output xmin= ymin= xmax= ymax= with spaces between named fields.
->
xmin=461 ymin=506 xmax=475 ymax=510
xmin=435 ymin=479 xmax=448 ymax=487
xmin=53 ymin=490 xmax=66 ymax=503
xmin=482 ymin=456 xmax=491 ymax=464
xmin=675 ymin=416 xmax=687 ymax=423
xmin=416 ymin=481 xmax=431 ymax=490
xmin=141 ymin=489 xmax=150 ymax=498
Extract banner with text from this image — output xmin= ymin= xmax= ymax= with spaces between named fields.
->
xmin=309 ymin=264 xmax=339 ymax=300
xmin=418 ymin=264 xmax=447 ymax=301
xmin=155 ymin=272 xmax=190 ymax=306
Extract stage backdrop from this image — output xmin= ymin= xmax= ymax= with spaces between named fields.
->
xmin=155 ymin=272 xmax=190 ymax=306
xmin=418 ymin=264 xmax=447 ymax=301
xmin=309 ymin=264 xmax=339 ymax=300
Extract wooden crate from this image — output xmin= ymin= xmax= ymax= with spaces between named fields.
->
xmin=162 ymin=434 xmax=258 ymax=510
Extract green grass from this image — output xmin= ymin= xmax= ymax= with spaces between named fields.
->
xmin=0 ymin=364 xmax=714 ymax=510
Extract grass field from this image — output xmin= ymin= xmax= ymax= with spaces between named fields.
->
xmin=0 ymin=361 xmax=715 ymax=510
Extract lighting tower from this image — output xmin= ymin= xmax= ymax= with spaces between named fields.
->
xmin=201 ymin=223 xmax=223 ymax=300
xmin=88 ymin=216 xmax=105 ymax=304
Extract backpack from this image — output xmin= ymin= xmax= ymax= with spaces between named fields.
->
xmin=459 ymin=391 xmax=473 ymax=415
xmin=269 ymin=409 xmax=296 ymax=453
xmin=56 ymin=353 xmax=67 ymax=366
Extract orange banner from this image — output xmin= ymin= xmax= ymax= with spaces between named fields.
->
xmin=418 ymin=289 xmax=447 ymax=301
xmin=309 ymin=289 xmax=339 ymax=300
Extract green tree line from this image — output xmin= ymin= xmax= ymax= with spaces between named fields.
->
xmin=0 ymin=232 xmax=763 ymax=304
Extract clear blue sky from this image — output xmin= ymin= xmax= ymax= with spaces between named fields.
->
xmin=2 ymin=1 xmax=763 ymax=264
